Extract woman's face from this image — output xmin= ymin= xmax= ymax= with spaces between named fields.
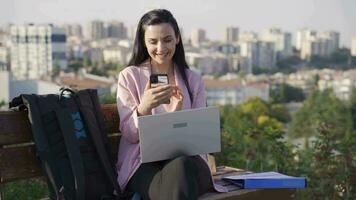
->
xmin=144 ymin=23 xmax=179 ymax=66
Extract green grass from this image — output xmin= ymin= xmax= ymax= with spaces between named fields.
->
xmin=3 ymin=178 xmax=49 ymax=200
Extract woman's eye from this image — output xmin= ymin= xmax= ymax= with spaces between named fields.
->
xmin=164 ymin=39 xmax=172 ymax=43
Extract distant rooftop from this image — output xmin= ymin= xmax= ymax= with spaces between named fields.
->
xmin=204 ymin=79 xmax=269 ymax=89
xmin=58 ymin=72 xmax=114 ymax=90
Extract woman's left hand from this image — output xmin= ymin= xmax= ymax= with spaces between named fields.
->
xmin=170 ymin=85 xmax=184 ymax=111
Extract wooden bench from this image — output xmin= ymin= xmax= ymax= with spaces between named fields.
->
xmin=0 ymin=104 xmax=297 ymax=200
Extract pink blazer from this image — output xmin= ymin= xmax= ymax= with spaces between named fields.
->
xmin=116 ymin=60 xmax=227 ymax=192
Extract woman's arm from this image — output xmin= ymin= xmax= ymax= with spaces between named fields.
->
xmin=190 ymin=73 xmax=210 ymax=162
xmin=191 ymin=74 xmax=207 ymax=109
xmin=116 ymin=72 xmax=140 ymax=144
xmin=116 ymin=70 xmax=173 ymax=143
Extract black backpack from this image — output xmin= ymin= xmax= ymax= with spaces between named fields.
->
xmin=9 ymin=88 xmax=121 ymax=200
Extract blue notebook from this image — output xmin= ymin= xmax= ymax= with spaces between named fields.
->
xmin=222 ymin=172 xmax=306 ymax=189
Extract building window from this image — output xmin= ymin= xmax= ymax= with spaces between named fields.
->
xmin=51 ymin=34 xmax=66 ymax=43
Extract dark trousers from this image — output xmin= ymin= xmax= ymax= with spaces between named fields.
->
xmin=126 ymin=156 xmax=214 ymax=200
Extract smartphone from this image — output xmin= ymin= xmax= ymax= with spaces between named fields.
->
xmin=150 ymin=74 xmax=170 ymax=104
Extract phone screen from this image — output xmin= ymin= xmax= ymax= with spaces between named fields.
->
xmin=150 ymin=74 xmax=170 ymax=104
xmin=150 ymin=74 xmax=169 ymax=87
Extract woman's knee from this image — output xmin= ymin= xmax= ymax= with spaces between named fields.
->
xmin=170 ymin=156 xmax=196 ymax=175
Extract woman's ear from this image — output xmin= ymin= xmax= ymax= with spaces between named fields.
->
xmin=176 ymin=35 xmax=180 ymax=45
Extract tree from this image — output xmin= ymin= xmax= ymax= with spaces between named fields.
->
xmin=349 ymin=88 xmax=356 ymax=130
xmin=215 ymin=97 xmax=296 ymax=174
xmin=295 ymin=122 xmax=356 ymax=200
xmin=0 ymin=100 xmax=6 ymax=110
xmin=252 ymin=67 xmax=275 ymax=75
xmin=276 ymin=55 xmax=301 ymax=73
xmin=51 ymin=62 xmax=61 ymax=78
xmin=68 ymin=59 xmax=84 ymax=72
xmin=216 ymin=92 xmax=356 ymax=199
xmin=105 ymin=62 xmax=125 ymax=76
xmin=288 ymin=89 xmax=351 ymax=141
xmin=240 ymin=97 xmax=269 ymax=122
xmin=352 ymin=56 xmax=356 ymax=66
xmin=100 ymin=92 xmax=116 ymax=104
xmin=270 ymin=83 xmax=305 ymax=103
xmin=269 ymin=103 xmax=291 ymax=123
xmin=329 ymin=48 xmax=350 ymax=65
xmin=90 ymin=67 xmax=106 ymax=77
xmin=308 ymin=48 xmax=352 ymax=70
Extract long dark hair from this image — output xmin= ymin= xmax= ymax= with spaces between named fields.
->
xmin=128 ymin=9 xmax=193 ymax=103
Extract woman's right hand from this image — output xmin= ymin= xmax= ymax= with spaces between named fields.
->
xmin=137 ymin=81 xmax=172 ymax=116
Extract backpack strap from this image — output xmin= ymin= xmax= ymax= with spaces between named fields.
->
xmin=87 ymin=90 xmax=114 ymax=160
xmin=21 ymin=94 xmax=63 ymax=199
xmin=43 ymin=95 xmax=88 ymax=200
xmin=75 ymin=90 xmax=121 ymax=196
xmin=87 ymin=90 xmax=121 ymax=194
xmin=51 ymin=99 xmax=86 ymax=200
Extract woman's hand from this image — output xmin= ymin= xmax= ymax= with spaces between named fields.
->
xmin=137 ymin=81 xmax=172 ymax=116
xmin=170 ymin=85 xmax=184 ymax=111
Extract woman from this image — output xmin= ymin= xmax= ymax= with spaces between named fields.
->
xmin=116 ymin=9 xmax=227 ymax=200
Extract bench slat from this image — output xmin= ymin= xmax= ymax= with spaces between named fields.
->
xmin=0 ymin=135 xmax=120 ymax=183
xmin=0 ymin=104 xmax=120 ymax=146
xmin=0 ymin=145 xmax=40 ymax=183
xmin=0 ymin=111 xmax=33 ymax=146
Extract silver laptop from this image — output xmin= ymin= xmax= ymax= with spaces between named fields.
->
xmin=138 ymin=106 xmax=221 ymax=163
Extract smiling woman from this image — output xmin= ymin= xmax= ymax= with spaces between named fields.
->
xmin=144 ymin=23 xmax=179 ymax=69
xmin=115 ymin=9 xmax=227 ymax=200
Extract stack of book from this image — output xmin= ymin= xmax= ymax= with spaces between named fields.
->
xmin=222 ymin=171 xmax=307 ymax=189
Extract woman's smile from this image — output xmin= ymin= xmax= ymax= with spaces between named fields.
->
xmin=155 ymin=52 xmax=170 ymax=59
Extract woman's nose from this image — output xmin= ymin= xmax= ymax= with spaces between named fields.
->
xmin=157 ymin=41 xmax=166 ymax=52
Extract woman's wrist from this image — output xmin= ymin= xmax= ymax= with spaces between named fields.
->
xmin=137 ymin=104 xmax=151 ymax=116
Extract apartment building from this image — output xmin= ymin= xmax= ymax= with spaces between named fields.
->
xmin=10 ymin=24 xmax=67 ymax=79
xmin=204 ymin=79 xmax=269 ymax=105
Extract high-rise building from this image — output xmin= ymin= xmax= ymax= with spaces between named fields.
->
xmin=224 ymin=27 xmax=239 ymax=43
xmin=239 ymin=31 xmax=258 ymax=42
xmin=240 ymin=40 xmax=276 ymax=70
xmin=240 ymin=41 xmax=257 ymax=72
xmin=261 ymin=28 xmax=292 ymax=59
xmin=0 ymin=24 xmax=12 ymax=48
xmin=10 ymin=24 xmax=67 ymax=79
xmin=191 ymin=28 xmax=206 ymax=47
xmin=257 ymin=41 xmax=276 ymax=69
xmin=0 ymin=28 xmax=7 ymax=45
xmin=0 ymin=46 xmax=9 ymax=71
xmin=298 ymin=28 xmax=340 ymax=60
xmin=103 ymin=46 xmax=130 ymax=64
xmin=87 ymin=20 xmax=105 ymax=40
xmin=352 ymin=36 xmax=356 ymax=57
xmin=106 ymin=21 xmax=127 ymax=39
xmin=318 ymin=31 xmax=340 ymax=52
xmin=296 ymin=28 xmax=317 ymax=50
xmin=63 ymin=24 xmax=83 ymax=37
xmin=300 ymin=36 xmax=331 ymax=60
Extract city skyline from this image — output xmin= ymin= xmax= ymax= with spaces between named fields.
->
xmin=2 ymin=0 xmax=356 ymax=47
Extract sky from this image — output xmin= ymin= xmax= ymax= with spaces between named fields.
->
xmin=1 ymin=0 xmax=356 ymax=47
